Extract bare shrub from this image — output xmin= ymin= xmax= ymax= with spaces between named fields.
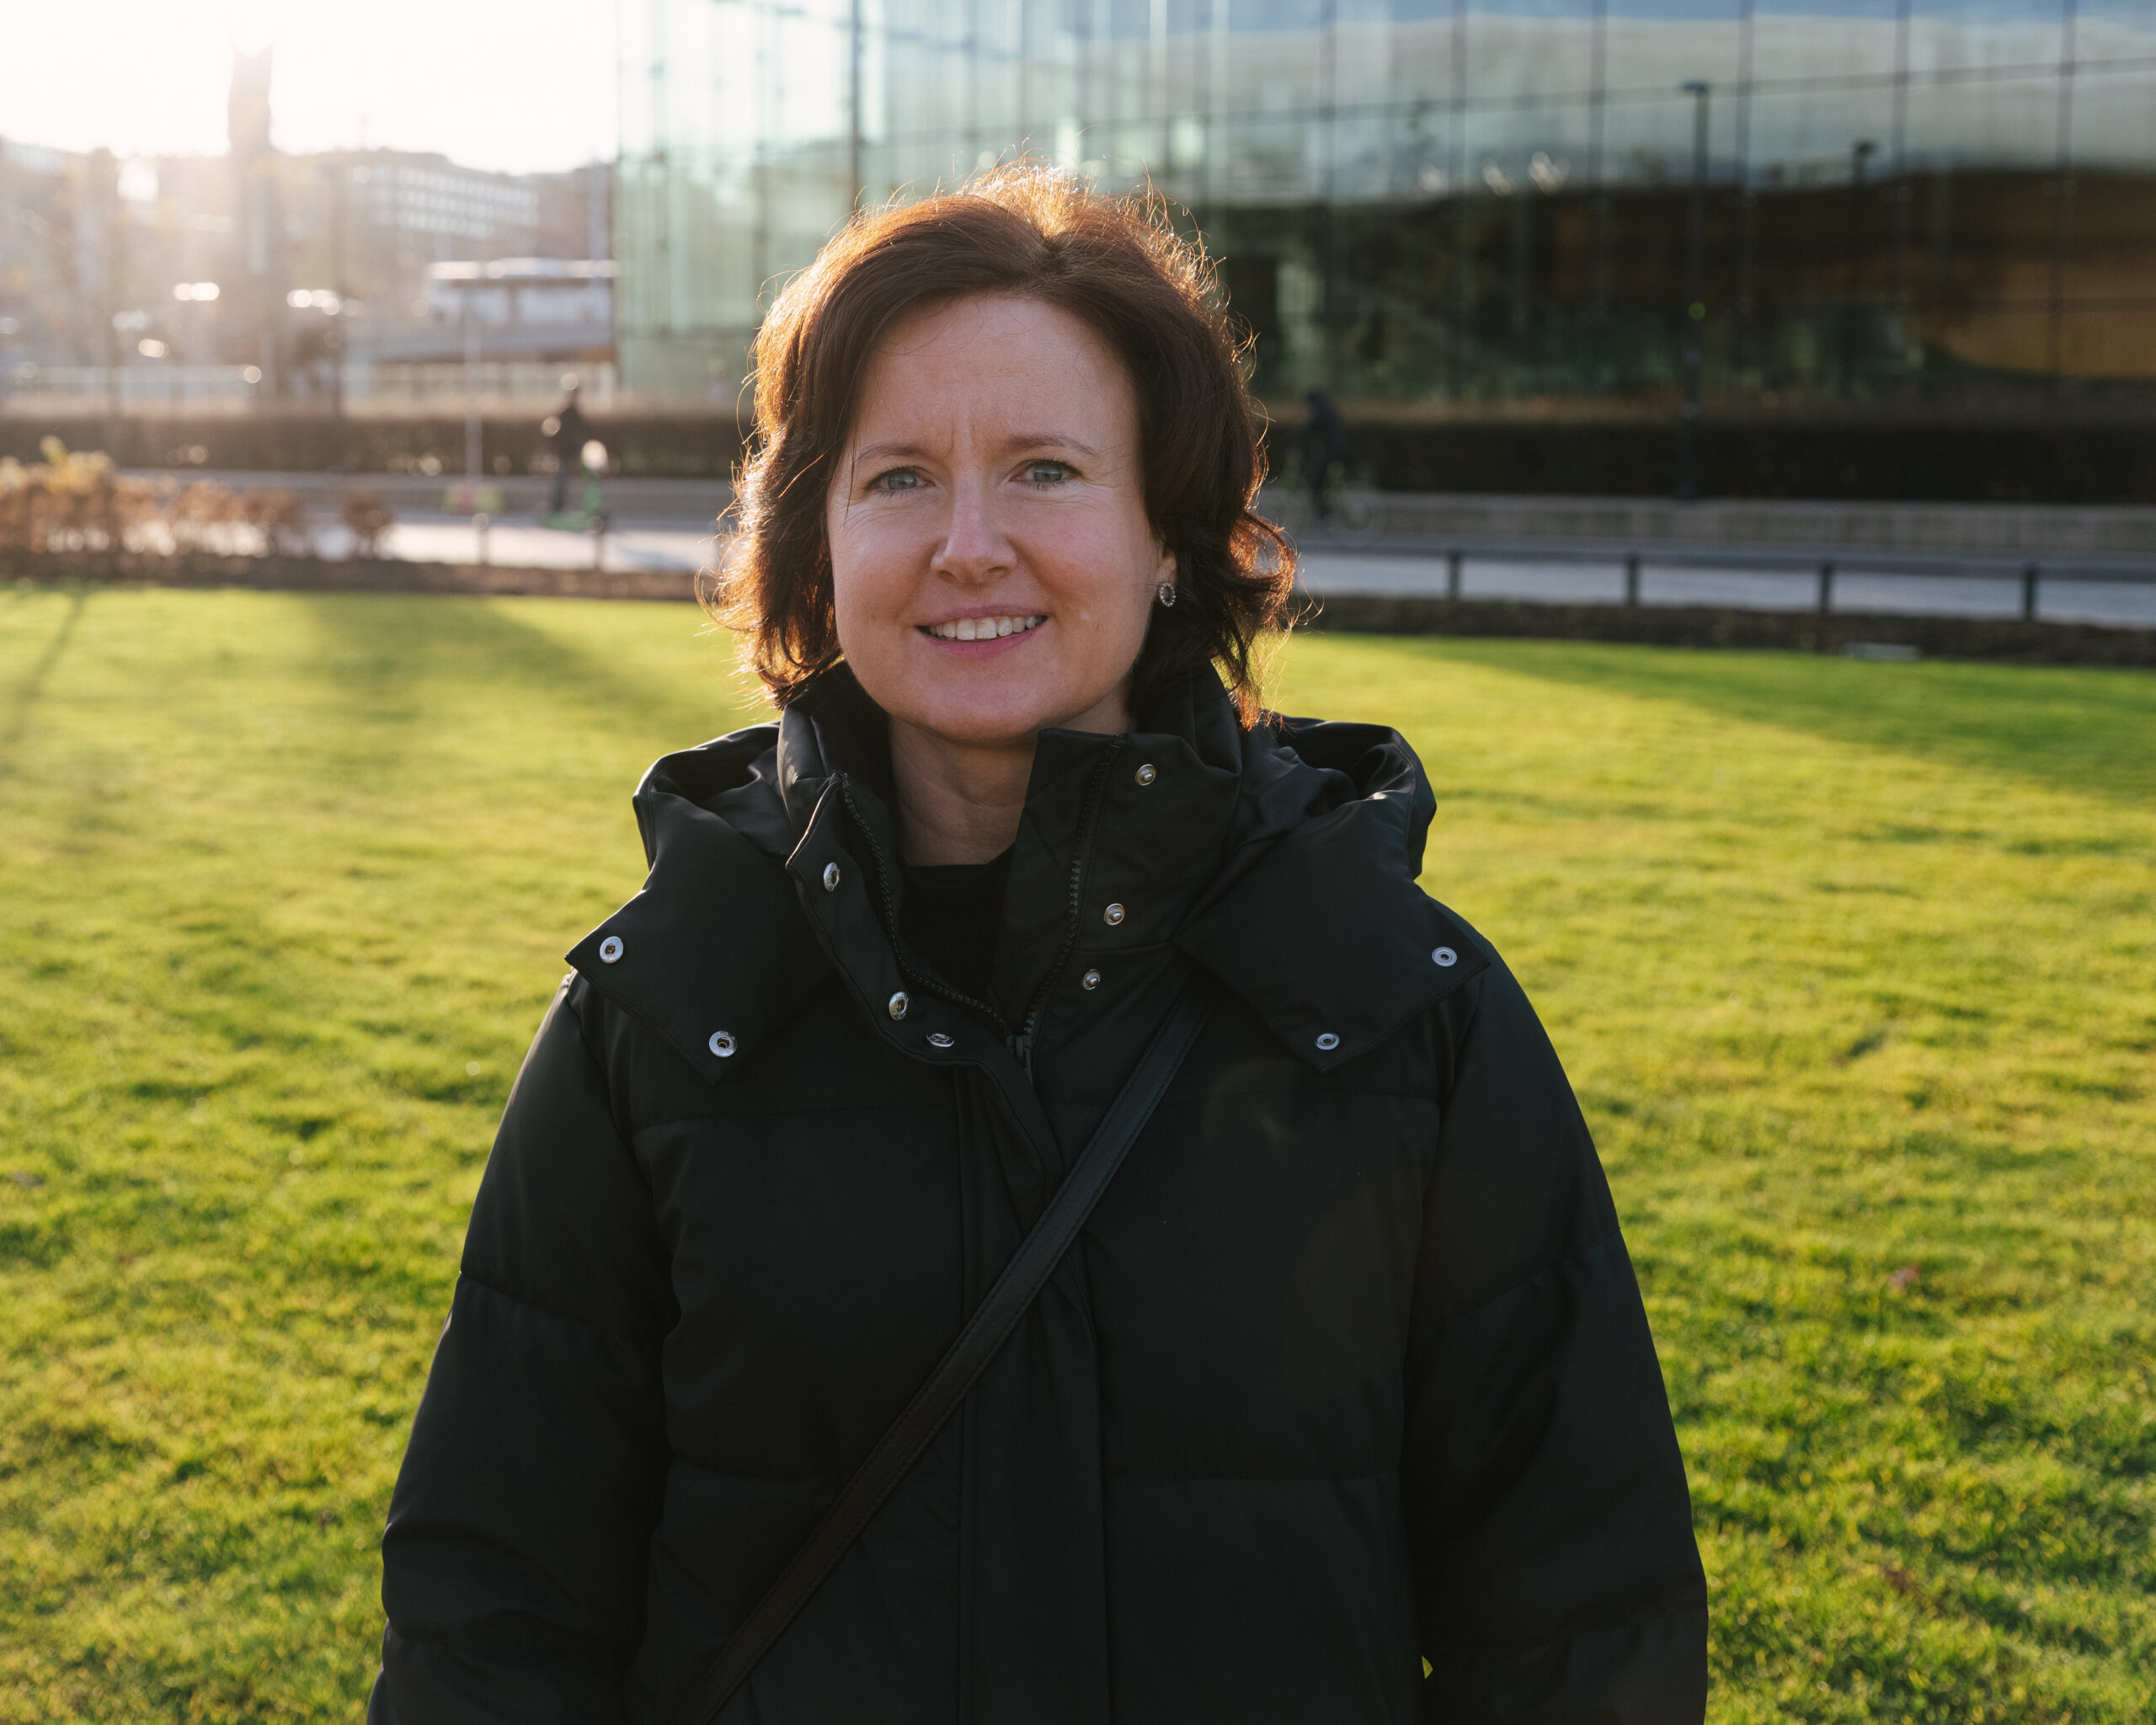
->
xmin=0 ymin=441 xmax=320 ymax=562
xmin=0 ymin=440 xmax=161 ymax=554
xmin=339 ymin=490 xmax=396 ymax=558
xmin=241 ymin=489 xmax=312 ymax=556
xmin=0 ymin=461 xmax=33 ymax=556
xmin=170 ymin=480 xmax=245 ymax=553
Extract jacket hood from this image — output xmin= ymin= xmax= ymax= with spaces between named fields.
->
xmin=568 ymin=666 xmax=1486 ymax=1082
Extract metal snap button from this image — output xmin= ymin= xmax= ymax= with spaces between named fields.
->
xmin=1103 ymin=902 xmax=1125 ymax=926
xmin=1081 ymin=968 xmax=1101 ymax=991
xmin=926 ymin=1032 xmax=954 ymax=1049
xmin=1433 ymin=946 xmax=1457 ymax=967
xmin=1134 ymin=762 xmax=1157 ymax=787
xmin=888 ymin=991 xmax=910 ymax=1020
xmin=1315 ymin=1032 xmax=1341 ymax=1051
xmin=1370 ymin=791 xmax=1386 ymax=800
xmin=598 ymin=935 xmax=623 ymax=964
xmin=822 ymin=862 xmax=842 ymax=892
xmin=708 ymin=1030 xmax=737 ymax=1057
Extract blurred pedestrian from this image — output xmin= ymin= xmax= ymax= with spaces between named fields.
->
xmin=374 ymin=168 xmax=1705 ymax=1725
xmin=1299 ymin=386 xmax=1348 ymax=524
xmin=543 ymin=376 xmax=593 ymax=518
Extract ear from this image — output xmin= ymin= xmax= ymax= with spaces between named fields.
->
xmin=1154 ymin=541 xmax=1177 ymax=584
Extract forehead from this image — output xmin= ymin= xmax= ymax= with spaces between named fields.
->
xmin=847 ymin=294 xmax=1137 ymax=441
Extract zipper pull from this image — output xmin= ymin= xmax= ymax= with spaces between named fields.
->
xmin=1007 ymin=1029 xmax=1033 ymax=1075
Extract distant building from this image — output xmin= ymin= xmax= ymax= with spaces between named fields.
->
xmin=0 ymin=47 xmax=614 ymax=411
xmin=615 ymin=0 xmax=2156 ymax=407
xmin=0 ymin=140 xmax=119 ymax=377
xmin=354 ymin=256 xmax=613 ymax=362
xmin=531 ymin=164 xmax=614 ymax=274
xmin=329 ymin=153 xmax=541 ymax=314
xmin=226 ymin=45 xmax=286 ymax=387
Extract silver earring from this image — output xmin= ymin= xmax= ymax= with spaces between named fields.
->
xmin=1156 ymin=581 xmax=1177 ymax=608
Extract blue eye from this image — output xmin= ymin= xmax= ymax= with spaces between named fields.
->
xmin=1026 ymin=461 xmax=1071 ymax=485
xmin=873 ymin=468 xmax=924 ymax=493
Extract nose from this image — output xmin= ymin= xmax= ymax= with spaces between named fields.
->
xmin=931 ymin=477 xmax=1013 ymax=585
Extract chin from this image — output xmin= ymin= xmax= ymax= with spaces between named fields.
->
xmin=901 ymin=692 xmax=1067 ymax=748
xmin=894 ymin=657 xmax=1092 ymax=740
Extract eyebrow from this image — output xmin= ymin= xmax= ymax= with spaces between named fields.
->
xmin=850 ymin=433 xmax=1104 ymax=469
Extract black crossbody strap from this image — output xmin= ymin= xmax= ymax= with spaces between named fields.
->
xmin=680 ymin=977 xmax=1214 ymax=1725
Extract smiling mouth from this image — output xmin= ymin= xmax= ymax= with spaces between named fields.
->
xmin=921 ymin=614 xmax=1046 ymax=642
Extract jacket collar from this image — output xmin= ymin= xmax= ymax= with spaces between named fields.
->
xmin=762 ymin=668 xmax=1256 ymax=1067
xmin=568 ymin=665 xmax=1487 ymax=1082
xmin=563 ymin=718 xmax=826 ymax=1084
xmin=1171 ymin=713 xmax=1486 ymax=1071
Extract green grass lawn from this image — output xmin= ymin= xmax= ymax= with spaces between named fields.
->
xmin=2 ymin=585 xmax=2151 ymax=1723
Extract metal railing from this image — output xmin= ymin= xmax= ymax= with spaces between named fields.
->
xmin=1302 ymin=535 xmax=2156 ymax=624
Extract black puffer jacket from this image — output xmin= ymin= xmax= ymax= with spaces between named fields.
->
xmin=372 ymin=668 xmax=1706 ymax=1725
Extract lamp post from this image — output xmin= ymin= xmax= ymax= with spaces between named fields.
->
xmin=329 ymin=155 xmax=347 ymax=462
xmin=1844 ymin=137 xmax=1876 ymax=392
xmin=2046 ymin=0 xmax=2078 ymax=382
xmin=1678 ymin=80 xmax=1709 ymax=502
xmin=462 ymin=286 xmax=482 ymax=499
xmin=847 ymin=0 xmax=864 ymax=207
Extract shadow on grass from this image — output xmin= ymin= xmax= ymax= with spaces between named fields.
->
xmin=294 ymin=591 xmax=740 ymax=774
xmin=1417 ymin=637 xmax=2156 ymax=809
xmin=0 ymin=587 xmax=88 ymax=774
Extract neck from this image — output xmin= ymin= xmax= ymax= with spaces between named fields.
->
xmin=886 ymin=679 xmax=1137 ymax=864
xmin=889 ymin=721 xmax=1037 ymax=865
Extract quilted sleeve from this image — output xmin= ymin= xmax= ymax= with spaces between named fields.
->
xmin=1402 ymin=954 xmax=1707 ymax=1724
xmin=371 ymin=977 xmax=675 ymax=1724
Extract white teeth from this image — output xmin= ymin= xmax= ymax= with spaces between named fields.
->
xmin=926 ymin=614 xmax=1044 ymax=642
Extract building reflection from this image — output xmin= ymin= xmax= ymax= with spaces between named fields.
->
xmin=616 ymin=0 xmax=2156 ymax=410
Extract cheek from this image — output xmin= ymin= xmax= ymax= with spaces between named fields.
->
xmin=1101 ymin=510 xmax=1167 ymax=619
xmin=1041 ymin=517 xmax=1159 ymax=668
xmin=828 ymin=569 xmax=898 ymax=673
xmin=825 ymin=505 xmax=905 ymax=630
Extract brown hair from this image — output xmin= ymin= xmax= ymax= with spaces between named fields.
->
xmin=710 ymin=166 xmax=1294 ymax=725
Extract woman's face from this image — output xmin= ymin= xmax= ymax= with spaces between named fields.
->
xmin=826 ymin=293 xmax=1172 ymax=748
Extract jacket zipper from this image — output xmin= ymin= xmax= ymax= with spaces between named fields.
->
xmin=835 ymin=772 xmax=1011 ymax=1032
xmin=1009 ymin=740 xmax=1123 ymax=1078
xmin=836 ymin=740 xmax=1123 ymax=1081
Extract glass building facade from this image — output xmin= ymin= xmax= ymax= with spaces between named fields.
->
xmin=616 ymin=0 xmax=2156 ymax=407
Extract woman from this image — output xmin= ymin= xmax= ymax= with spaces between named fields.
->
xmin=373 ymin=170 xmax=1705 ymax=1725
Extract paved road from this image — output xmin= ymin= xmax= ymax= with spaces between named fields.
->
xmin=351 ymin=512 xmax=2156 ymax=631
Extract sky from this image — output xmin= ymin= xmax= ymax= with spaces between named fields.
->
xmin=0 ymin=0 xmax=617 ymax=174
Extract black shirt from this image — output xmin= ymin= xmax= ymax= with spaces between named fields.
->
xmin=548 ymin=400 xmax=591 ymax=455
xmin=899 ymin=847 xmax=1011 ymax=1009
